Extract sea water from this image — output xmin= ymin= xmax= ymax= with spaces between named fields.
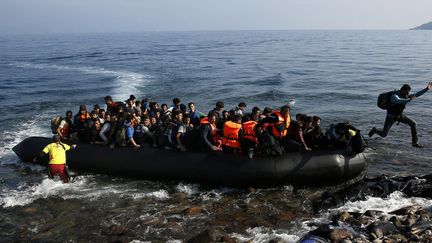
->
xmin=1 ymin=30 xmax=432 ymax=241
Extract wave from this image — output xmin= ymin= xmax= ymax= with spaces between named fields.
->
xmin=0 ymin=176 xmax=171 ymax=208
xmin=0 ymin=176 xmax=244 ymax=208
xmin=231 ymin=227 xmax=300 ymax=243
xmin=9 ymin=62 xmax=154 ymax=101
xmin=0 ymin=113 xmax=50 ymax=165
xmin=46 ymin=55 xmax=79 ymax=61
xmin=332 ymin=191 xmax=432 ymax=214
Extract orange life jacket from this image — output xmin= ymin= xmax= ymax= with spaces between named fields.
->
xmin=221 ymin=121 xmax=242 ymax=149
xmin=79 ymin=112 xmax=91 ymax=123
xmin=200 ymin=117 xmax=217 ymax=142
xmin=268 ymin=111 xmax=291 ymax=138
xmin=242 ymin=120 xmax=258 ymax=144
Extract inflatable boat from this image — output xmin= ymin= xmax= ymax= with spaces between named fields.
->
xmin=13 ymin=137 xmax=369 ymax=187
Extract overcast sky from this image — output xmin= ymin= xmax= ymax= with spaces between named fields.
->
xmin=1 ymin=0 xmax=431 ymax=34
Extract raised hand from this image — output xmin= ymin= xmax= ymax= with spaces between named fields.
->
xmin=427 ymin=81 xmax=432 ymax=90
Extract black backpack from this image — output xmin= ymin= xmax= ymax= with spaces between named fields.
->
xmin=377 ymin=90 xmax=397 ymax=110
xmin=258 ymin=130 xmax=284 ymax=156
xmin=344 ymin=123 xmax=367 ymax=154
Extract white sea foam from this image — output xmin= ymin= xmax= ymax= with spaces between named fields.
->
xmin=10 ymin=61 xmax=153 ymax=100
xmin=130 ymin=190 xmax=170 ymax=200
xmin=175 ymin=182 xmax=201 ymax=196
xmin=0 ymin=177 xmax=86 ymax=207
xmin=0 ymin=175 xmax=171 ymax=208
xmin=200 ymin=187 xmax=239 ymax=201
xmin=231 ymin=227 xmax=300 ymax=243
xmin=175 ymin=182 xmax=240 ymax=201
xmin=332 ymin=191 xmax=432 ymax=214
xmin=0 ymin=113 xmax=50 ymax=165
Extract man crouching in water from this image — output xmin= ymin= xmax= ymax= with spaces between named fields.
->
xmin=33 ymin=135 xmax=77 ymax=183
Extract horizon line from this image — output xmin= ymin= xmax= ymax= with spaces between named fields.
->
xmin=0 ymin=28 xmax=423 ymax=36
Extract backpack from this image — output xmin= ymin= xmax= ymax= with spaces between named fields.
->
xmin=377 ymin=90 xmax=397 ymax=110
xmin=343 ymin=123 xmax=367 ymax=154
xmin=350 ymin=131 xmax=366 ymax=154
xmin=51 ymin=116 xmax=63 ymax=134
xmin=258 ymin=130 xmax=284 ymax=156
xmin=115 ymin=127 xmax=127 ymax=147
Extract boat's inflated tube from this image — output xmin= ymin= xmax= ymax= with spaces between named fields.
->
xmin=13 ymin=137 xmax=369 ymax=187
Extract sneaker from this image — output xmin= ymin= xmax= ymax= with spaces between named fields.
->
xmin=412 ymin=143 xmax=424 ymax=148
xmin=368 ymin=127 xmax=377 ymax=137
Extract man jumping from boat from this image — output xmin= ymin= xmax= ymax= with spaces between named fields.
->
xmin=369 ymin=81 xmax=432 ymax=148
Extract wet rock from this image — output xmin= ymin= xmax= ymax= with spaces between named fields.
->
xmin=309 ymin=224 xmax=331 ymax=239
xmin=207 ymin=217 xmax=230 ymax=226
xmin=389 ymin=216 xmax=402 ymax=229
xmin=337 ymin=212 xmax=352 ymax=222
xmin=364 ymin=210 xmax=383 ymax=218
xmin=404 ymin=215 xmax=417 ymax=227
xmin=409 ymin=233 xmax=420 ymax=242
xmin=231 ymin=212 xmax=249 ymax=223
xmin=102 ymin=225 xmax=129 ymax=236
xmin=246 ymin=187 xmax=256 ymax=193
xmin=187 ymin=227 xmax=227 ymax=243
xmin=357 ymin=215 xmax=373 ymax=225
xmin=390 ymin=205 xmax=423 ymax=216
xmin=271 ymin=211 xmax=295 ymax=222
xmin=329 ymin=228 xmax=352 ymax=242
xmin=110 ymin=235 xmax=134 ymax=243
xmin=166 ymin=222 xmax=183 ymax=233
xmin=387 ymin=233 xmax=407 ymax=242
xmin=352 ymin=235 xmax=369 ymax=243
xmin=419 ymin=213 xmax=430 ymax=222
xmin=140 ymin=216 xmax=164 ymax=226
xmin=22 ymin=207 xmax=38 ymax=214
xmin=221 ymin=235 xmax=239 ymax=243
xmin=182 ymin=206 xmax=204 ymax=216
xmin=346 ymin=217 xmax=362 ymax=227
xmin=243 ymin=218 xmax=273 ymax=228
xmin=367 ymin=222 xmax=396 ymax=240
xmin=410 ymin=221 xmax=432 ymax=235
xmin=268 ymin=237 xmax=286 ymax=243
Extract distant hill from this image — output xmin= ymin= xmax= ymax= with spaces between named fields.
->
xmin=412 ymin=21 xmax=432 ymax=30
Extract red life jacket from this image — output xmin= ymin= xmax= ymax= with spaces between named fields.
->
xmin=242 ymin=120 xmax=258 ymax=144
xmin=221 ymin=121 xmax=242 ymax=149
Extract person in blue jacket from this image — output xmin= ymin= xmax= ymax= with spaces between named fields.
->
xmin=369 ymin=81 xmax=432 ymax=147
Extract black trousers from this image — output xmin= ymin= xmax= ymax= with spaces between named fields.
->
xmin=376 ymin=113 xmax=418 ymax=143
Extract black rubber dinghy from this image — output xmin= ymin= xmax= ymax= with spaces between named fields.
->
xmin=13 ymin=137 xmax=369 ymax=187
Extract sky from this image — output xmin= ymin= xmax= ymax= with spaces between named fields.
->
xmin=0 ymin=0 xmax=431 ymax=34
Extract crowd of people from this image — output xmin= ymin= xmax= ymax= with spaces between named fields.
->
xmin=52 ymin=95 xmax=364 ymax=158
